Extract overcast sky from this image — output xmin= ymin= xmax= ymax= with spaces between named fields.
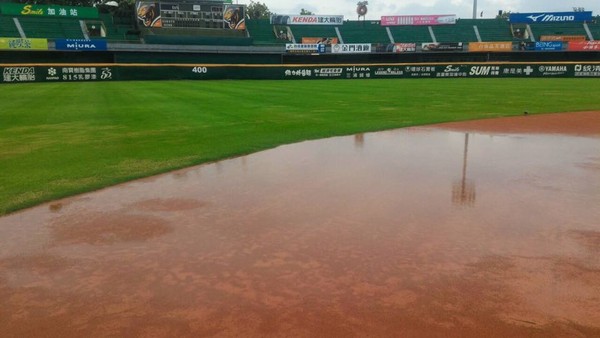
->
xmin=239 ymin=0 xmax=598 ymax=20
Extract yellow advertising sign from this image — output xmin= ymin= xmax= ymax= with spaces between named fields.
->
xmin=0 ymin=38 xmax=49 ymax=50
xmin=540 ymin=35 xmax=587 ymax=42
xmin=301 ymin=37 xmax=339 ymax=45
xmin=468 ymin=42 xmax=513 ymax=52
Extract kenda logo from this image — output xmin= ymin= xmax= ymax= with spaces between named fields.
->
xmin=291 ymin=16 xmax=317 ymax=23
xmin=527 ymin=13 xmax=576 ymax=22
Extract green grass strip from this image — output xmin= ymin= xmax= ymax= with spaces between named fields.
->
xmin=1 ymin=78 xmax=599 ymax=215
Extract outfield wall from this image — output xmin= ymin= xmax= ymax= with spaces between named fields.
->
xmin=2 ymin=62 xmax=600 ymax=83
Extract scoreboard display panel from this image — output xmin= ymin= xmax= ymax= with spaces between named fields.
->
xmin=136 ymin=0 xmax=245 ymax=30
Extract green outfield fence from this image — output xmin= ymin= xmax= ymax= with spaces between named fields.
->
xmin=2 ymin=62 xmax=600 ymax=83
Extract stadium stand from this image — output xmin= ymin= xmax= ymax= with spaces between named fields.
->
xmin=475 ymin=19 xmax=514 ymax=41
xmin=17 ymin=16 xmax=85 ymax=39
xmin=99 ymin=12 xmax=139 ymax=41
xmin=245 ymin=18 xmax=286 ymax=44
xmin=338 ymin=20 xmax=390 ymax=44
xmin=388 ymin=25 xmax=433 ymax=43
xmin=0 ymin=15 xmax=20 ymax=38
xmin=587 ymin=20 xmax=600 ymax=40
xmin=529 ymin=22 xmax=589 ymax=40
xmin=431 ymin=19 xmax=479 ymax=42
xmin=288 ymin=23 xmax=339 ymax=43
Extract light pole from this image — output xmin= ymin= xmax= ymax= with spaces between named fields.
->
xmin=472 ymin=0 xmax=478 ymax=19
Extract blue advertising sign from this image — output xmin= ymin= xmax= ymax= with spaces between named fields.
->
xmin=510 ymin=11 xmax=593 ymax=23
xmin=534 ymin=41 xmax=563 ymax=51
xmin=55 ymin=39 xmax=107 ymax=51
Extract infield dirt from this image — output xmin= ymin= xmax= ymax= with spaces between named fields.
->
xmin=0 ymin=112 xmax=599 ymax=337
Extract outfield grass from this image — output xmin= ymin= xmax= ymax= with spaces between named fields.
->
xmin=1 ymin=78 xmax=599 ymax=215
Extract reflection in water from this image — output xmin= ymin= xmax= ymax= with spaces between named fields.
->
xmin=452 ymin=133 xmax=476 ymax=206
xmin=0 ymin=114 xmax=599 ymax=337
xmin=354 ymin=133 xmax=365 ymax=148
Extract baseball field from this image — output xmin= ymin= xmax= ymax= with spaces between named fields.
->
xmin=2 ymin=78 xmax=600 ymax=214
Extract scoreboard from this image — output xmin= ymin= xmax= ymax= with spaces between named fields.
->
xmin=160 ymin=3 xmax=223 ymax=28
xmin=136 ymin=0 xmax=245 ymax=30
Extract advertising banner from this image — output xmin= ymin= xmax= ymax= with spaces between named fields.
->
xmin=421 ymin=42 xmax=463 ymax=51
xmin=301 ymin=37 xmax=339 ymax=45
xmin=0 ymin=3 xmax=98 ymax=19
xmin=468 ymin=42 xmax=513 ymax=52
xmin=529 ymin=41 xmax=563 ymax=51
xmin=270 ymin=15 xmax=344 ymax=25
xmin=392 ymin=43 xmax=417 ymax=52
xmin=55 ymin=39 xmax=107 ymax=51
xmin=223 ymin=5 xmax=245 ymax=30
xmin=285 ymin=44 xmax=326 ymax=54
xmin=331 ymin=44 xmax=372 ymax=54
xmin=0 ymin=38 xmax=48 ymax=50
xmin=381 ymin=15 xmax=456 ymax=26
xmin=574 ymin=64 xmax=600 ymax=77
xmin=540 ymin=35 xmax=586 ymax=42
xmin=2 ymin=65 xmax=113 ymax=83
xmin=509 ymin=11 xmax=592 ymax=23
xmin=4 ymin=63 xmax=600 ymax=84
xmin=568 ymin=41 xmax=600 ymax=51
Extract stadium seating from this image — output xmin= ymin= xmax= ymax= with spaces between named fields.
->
xmin=475 ymin=19 xmax=513 ymax=41
xmin=245 ymin=18 xmax=285 ymax=44
xmin=529 ymin=22 xmax=588 ymax=40
xmin=587 ymin=21 xmax=600 ymax=40
xmin=431 ymin=19 xmax=479 ymax=42
xmin=0 ymin=15 xmax=20 ymax=38
xmin=288 ymin=22 xmax=339 ymax=43
xmin=337 ymin=20 xmax=390 ymax=44
xmin=99 ymin=12 xmax=139 ymax=41
xmin=388 ymin=25 xmax=433 ymax=43
xmin=2 ymin=8 xmax=597 ymax=50
xmin=17 ymin=16 xmax=85 ymax=39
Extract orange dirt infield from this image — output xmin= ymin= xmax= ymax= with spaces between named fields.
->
xmin=0 ymin=112 xmax=599 ymax=337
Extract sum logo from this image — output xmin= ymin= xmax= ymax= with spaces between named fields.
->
xmin=469 ymin=66 xmax=500 ymax=76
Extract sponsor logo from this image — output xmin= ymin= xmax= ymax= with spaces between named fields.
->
xmin=100 ymin=67 xmax=112 ymax=80
xmin=374 ymin=67 xmax=404 ymax=76
xmin=46 ymin=67 xmax=59 ymax=81
xmin=66 ymin=42 xmax=97 ymax=50
xmin=469 ymin=66 xmax=500 ymax=76
xmin=444 ymin=65 xmax=460 ymax=73
xmin=539 ymin=66 xmax=567 ymax=72
xmin=537 ymin=65 xmax=568 ymax=76
xmin=574 ymin=64 xmax=600 ymax=77
xmin=332 ymin=44 xmax=371 ymax=54
xmin=3 ymin=67 xmax=35 ymax=82
xmin=313 ymin=68 xmax=343 ymax=77
xmin=526 ymin=14 xmax=545 ymax=22
xmin=284 ymin=69 xmax=313 ymax=77
xmin=316 ymin=68 xmax=343 ymax=74
xmin=20 ymin=5 xmax=44 ymax=15
xmin=526 ymin=13 xmax=575 ymax=22
xmin=292 ymin=16 xmax=317 ymax=23
xmin=345 ymin=66 xmax=371 ymax=79
xmin=524 ymin=66 xmax=534 ymax=75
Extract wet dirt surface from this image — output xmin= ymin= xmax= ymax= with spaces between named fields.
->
xmin=0 ymin=112 xmax=599 ymax=337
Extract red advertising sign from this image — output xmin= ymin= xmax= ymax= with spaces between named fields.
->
xmin=393 ymin=43 xmax=416 ymax=52
xmin=381 ymin=15 xmax=456 ymax=26
xmin=568 ymin=41 xmax=600 ymax=51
